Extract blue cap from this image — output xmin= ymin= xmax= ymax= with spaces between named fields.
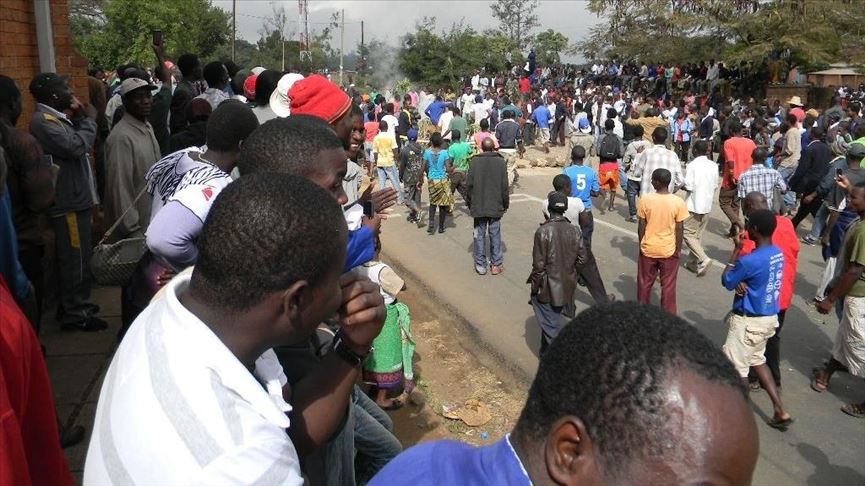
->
xmin=408 ymin=128 xmax=418 ymax=141
xmin=578 ymin=117 xmax=591 ymax=132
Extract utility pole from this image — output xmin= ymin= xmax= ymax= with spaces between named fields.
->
xmin=339 ymin=9 xmax=344 ymax=86
xmin=360 ymin=20 xmax=364 ymax=74
xmin=231 ymin=0 xmax=236 ymax=62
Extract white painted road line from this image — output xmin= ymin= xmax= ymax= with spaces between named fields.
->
xmin=510 ymin=193 xmax=726 ymax=269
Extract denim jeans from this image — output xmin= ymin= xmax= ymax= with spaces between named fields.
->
xmin=808 ymin=203 xmax=829 ymax=239
xmin=353 ymin=388 xmax=402 ymax=484
xmin=377 ymin=165 xmax=403 ymax=204
xmin=626 ymin=179 xmax=640 ymax=216
xmin=777 ymin=165 xmax=797 ymax=209
xmin=532 ymin=295 xmax=564 ymax=354
xmin=473 ymin=217 xmax=503 ymax=268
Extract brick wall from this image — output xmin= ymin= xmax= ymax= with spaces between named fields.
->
xmin=0 ymin=0 xmax=89 ymax=130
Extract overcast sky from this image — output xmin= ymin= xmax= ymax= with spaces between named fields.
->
xmin=212 ymin=0 xmax=602 ymax=62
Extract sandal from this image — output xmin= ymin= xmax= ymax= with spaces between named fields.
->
xmin=378 ymin=395 xmax=406 ymax=411
xmin=840 ymin=403 xmax=865 ymax=419
xmin=810 ymin=370 xmax=829 ymax=393
xmin=766 ymin=416 xmax=794 ymax=430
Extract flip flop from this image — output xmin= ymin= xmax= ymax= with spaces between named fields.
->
xmin=810 ymin=376 xmax=828 ymax=393
xmin=840 ymin=404 xmax=865 ymax=419
xmin=380 ymin=395 xmax=406 ymax=411
xmin=767 ymin=416 xmax=794 ymax=430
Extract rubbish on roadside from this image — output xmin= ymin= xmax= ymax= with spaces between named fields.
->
xmin=440 ymin=399 xmax=493 ymax=427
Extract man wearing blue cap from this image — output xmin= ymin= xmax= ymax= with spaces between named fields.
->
xmin=399 ymin=128 xmax=425 ymax=225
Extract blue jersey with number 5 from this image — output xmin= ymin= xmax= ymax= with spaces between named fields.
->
xmin=563 ymin=165 xmax=600 ymax=210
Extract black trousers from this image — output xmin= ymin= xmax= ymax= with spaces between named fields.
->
xmin=18 ymin=245 xmax=45 ymax=332
xmin=791 ymin=195 xmax=822 ymax=229
xmin=50 ymin=210 xmax=98 ymax=326
xmin=563 ymin=248 xmax=610 ymax=318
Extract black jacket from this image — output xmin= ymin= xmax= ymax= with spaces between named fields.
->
xmin=465 ymin=152 xmax=509 ymax=219
xmin=790 ymin=140 xmax=832 ymax=194
xmin=527 ymin=215 xmax=586 ymax=306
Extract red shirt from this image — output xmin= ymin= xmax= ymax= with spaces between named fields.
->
xmin=364 ymin=121 xmax=380 ymax=143
xmin=0 ymin=277 xmax=74 ymax=486
xmin=519 ymin=77 xmax=531 ymax=94
xmin=740 ymin=216 xmax=799 ymax=310
xmin=722 ymin=136 xmax=757 ymax=189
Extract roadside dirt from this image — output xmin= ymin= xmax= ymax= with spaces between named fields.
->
xmin=378 ymin=261 xmax=528 ymax=448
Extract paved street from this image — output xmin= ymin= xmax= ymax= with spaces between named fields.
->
xmin=380 ymin=165 xmax=865 ymax=485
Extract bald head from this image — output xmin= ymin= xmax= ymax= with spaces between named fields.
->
xmin=743 ymin=191 xmax=768 ymax=216
xmin=481 ymin=137 xmax=496 ymax=152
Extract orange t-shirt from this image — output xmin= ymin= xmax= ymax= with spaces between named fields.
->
xmin=637 ymin=193 xmax=689 ymax=258
xmin=722 ymin=136 xmax=756 ymax=189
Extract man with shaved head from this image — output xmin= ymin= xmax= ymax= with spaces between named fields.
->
xmin=465 ymin=138 xmax=509 ymax=275
xmin=739 ymin=192 xmax=800 ymax=390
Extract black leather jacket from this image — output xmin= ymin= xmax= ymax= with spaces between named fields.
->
xmin=527 ymin=215 xmax=586 ymax=307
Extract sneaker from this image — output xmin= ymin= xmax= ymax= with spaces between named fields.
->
xmin=628 ymin=215 xmax=638 ymax=223
xmin=696 ymin=259 xmax=712 ymax=277
xmin=801 ymin=236 xmax=818 ymax=246
xmin=475 ymin=265 xmax=488 ymax=275
xmin=491 ymin=265 xmax=503 ymax=275
xmin=62 ymin=316 xmax=108 ymax=332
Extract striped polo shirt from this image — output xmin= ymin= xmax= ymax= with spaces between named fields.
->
xmin=84 ymin=274 xmax=303 ymax=485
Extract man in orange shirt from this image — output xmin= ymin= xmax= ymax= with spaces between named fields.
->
xmin=720 ymin=120 xmax=756 ymax=237
xmin=637 ymin=168 xmax=690 ymax=314
xmin=739 ymin=192 xmax=800 ymax=389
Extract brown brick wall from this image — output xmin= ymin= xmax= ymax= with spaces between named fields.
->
xmin=0 ymin=0 xmax=89 ymax=130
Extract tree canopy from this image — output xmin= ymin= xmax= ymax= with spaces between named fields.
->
xmin=490 ymin=0 xmax=539 ymax=50
xmin=580 ymin=0 xmax=865 ymax=69
xmin=72 ymin=0 xmax=230 ymax=69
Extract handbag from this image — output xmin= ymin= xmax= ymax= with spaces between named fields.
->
xmin=90 ymin=186 xmax=148 ymax=286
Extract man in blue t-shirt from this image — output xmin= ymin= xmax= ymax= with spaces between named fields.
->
xmin=721 ymin=208 xmax=792 ymax=430
xmin=425 ymin=95 xmax=447 ymax=126
xmin=531 ymin=102 xmax=552 ymax=153
xmin=563 ymin=145 xmax=601 ymax=250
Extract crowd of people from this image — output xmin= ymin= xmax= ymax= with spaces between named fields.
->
xmin=1 ymin=35 xmax=864 ymax=485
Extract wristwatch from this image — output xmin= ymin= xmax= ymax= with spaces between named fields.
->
xmin=332 ymin=330 xmax=370 ymax=367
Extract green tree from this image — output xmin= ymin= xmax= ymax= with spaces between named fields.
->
xmin=489 ymin=0 xmax=539 ymax=50
xmin=73 ymin=0 xmax=230 ymax=69
xmin=533 ymin=29 xmax=570 ymax=65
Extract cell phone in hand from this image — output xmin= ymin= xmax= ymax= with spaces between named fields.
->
xmin=836 ymin=168 xmax=844 ymax=179
xmin=152 ymin=30 xmax=163 ymax=46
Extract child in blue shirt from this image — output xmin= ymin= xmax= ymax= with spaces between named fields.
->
xmin=721 ymin=209 xmax=792 ymax=430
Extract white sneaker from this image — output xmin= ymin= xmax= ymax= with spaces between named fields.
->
xmin=696 ymin=259 xmax=712 ymax=277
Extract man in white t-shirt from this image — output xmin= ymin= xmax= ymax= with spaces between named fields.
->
xmin=438 ymin=104 xmax=455 ymax=141
xmin=381 ymin=102 xmax=400 ymax=145
xmin=85 ymin=173 xmax=386 ymax=485
xmin=682 ymin=139 xmax=719 ymax=275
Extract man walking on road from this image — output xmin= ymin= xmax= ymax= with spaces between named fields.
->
xmin=466 ymin=138 xmax=509 ymax=276
xmin=29 ymin=73 xmax=106 ymax=332
xmin=495 ymin=109 xmax=523 ymax=186
xmin=683 ymin=140 xmax=719 ymax=275
xmin=623 ymin=125 xmax=650 ymax=222
xmin=528 ymin=191 xmax=584 ymax=353
xmin=720 ymin=120 xmax=756 ymax=237
xmin=563 ymin=146 xmax=601 ymax=251
xmin=634 ymin=127 xmax=683 ymax=197
xmin=637 ymin=169 xmax=689 ymax=314
xmin=737 ymin=147 xmax=787 ymax=210
xmin=721 ymin=209 xmax=793 ymax=430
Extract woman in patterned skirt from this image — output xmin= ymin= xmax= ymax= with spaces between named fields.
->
xmin=423 ymin=132 xmax=454 ymax=234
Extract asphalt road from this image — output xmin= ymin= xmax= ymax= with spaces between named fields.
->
xmin=380 ymin=165 xmax=865 ymax=486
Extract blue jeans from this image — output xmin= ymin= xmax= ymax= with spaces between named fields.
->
xmin=473 ymin=217 xmax=503 ymax=267
xmin=377 ymin=165 xmax=403 ymax=204
xmin=353 ymin=388 xmax=402 ymax=484
xmin=777 ymin=166 xmax=797 ymax=209
xmin=626 ymin=179 xmax=640 ymax=216
xmin=808 ymin=203 xmax=829 ymax=240
xmin=531 ymin=295 xmax=564 ymax=354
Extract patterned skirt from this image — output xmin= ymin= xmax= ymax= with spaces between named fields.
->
xmin=428 ymin=178 xmax=455 ymax=207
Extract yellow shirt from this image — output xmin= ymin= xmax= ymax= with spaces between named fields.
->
xmin=373 ymin=133 xmax=398 ymax=167
xmin=637 ymin=192 xmax=689 ymax=258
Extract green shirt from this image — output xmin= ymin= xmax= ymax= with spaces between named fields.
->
xmin=447 ymin=142 xmax=472 ymax=172
xmin=448 ymin=116 xmax=469 ymax=141
xmin=845 ymin=220 xmax=865 ymax=297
